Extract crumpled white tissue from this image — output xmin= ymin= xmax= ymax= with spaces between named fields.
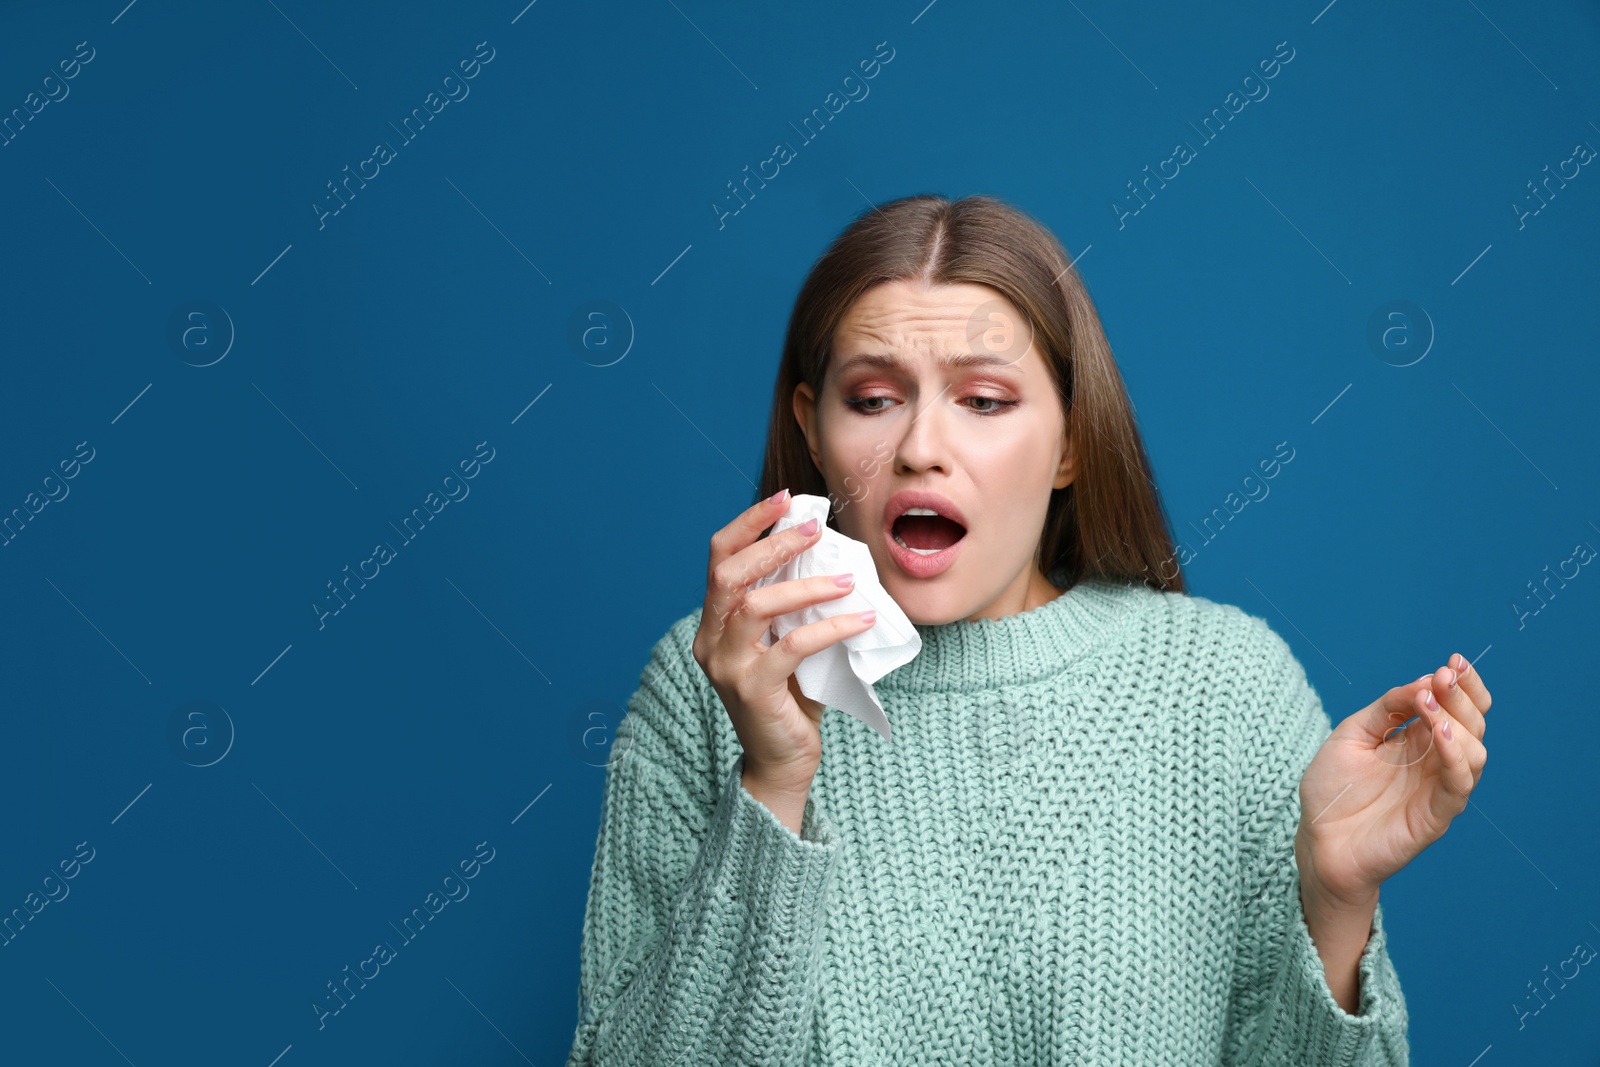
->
xmin=751 ymin=494 xmax=921 ymax=742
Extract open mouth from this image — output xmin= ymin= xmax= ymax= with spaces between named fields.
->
xmin=882 ymin=492 xmax=970 ymax=579
xmin=891 ymin=509 xmax=968 ymax=555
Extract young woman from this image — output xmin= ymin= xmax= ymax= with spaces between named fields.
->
xmin=565 ymin=194 xmax=1490 ymax=1066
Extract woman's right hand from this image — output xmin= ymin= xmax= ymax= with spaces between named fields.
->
xmin=691 ymin=489 xmax=878 ymax=797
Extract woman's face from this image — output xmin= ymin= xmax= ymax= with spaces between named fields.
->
xmin=793 ymin=279 xmax=1075 ymax=625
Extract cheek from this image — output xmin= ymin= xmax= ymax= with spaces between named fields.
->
xmin=821 ymin=439 xmax=893 ymax=538
xmin=959 ymin=426 xmax=1063 ymax=526
xmin=821 ymin=426 xmax=889 ymax=484
xmin=977 ymin=416 xmax=1060 ymax=475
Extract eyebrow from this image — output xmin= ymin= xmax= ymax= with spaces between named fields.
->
xmin=832 ymin=352 xmax=1020 ymax=374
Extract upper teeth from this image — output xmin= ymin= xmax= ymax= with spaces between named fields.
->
xmin=902 ymin=507 xmax=939 ymax=517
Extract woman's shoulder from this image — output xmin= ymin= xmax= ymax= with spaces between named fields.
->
xmin=1133 ymin=584 xmax=1314 ymax=709
xmin=1135 ymin=582 xmax=1296 ymax=654
xmin=648 ymin=603 xmax=707 ymax=662
xmin=636 ymin=603 xmax=711 ymax=680
xmin=616 ymin=605 xmax=725 ymax=790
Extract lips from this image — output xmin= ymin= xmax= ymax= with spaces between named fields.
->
xmin=883 ymin=490 xmax=968 ymax=579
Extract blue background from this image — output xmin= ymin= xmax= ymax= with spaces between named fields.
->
xmin=2 ymin=0 xmax=1596 ymax=1063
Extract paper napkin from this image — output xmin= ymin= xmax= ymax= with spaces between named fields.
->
xmin=751 ymin=494 xmax=921 ymax=742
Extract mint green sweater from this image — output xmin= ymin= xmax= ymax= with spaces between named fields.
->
xmin=565 ymin=576 xmax=1410 ymax=1065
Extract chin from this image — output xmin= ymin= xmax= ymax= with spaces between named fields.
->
xmin=879 ymin=574 xmax=968 ymax=627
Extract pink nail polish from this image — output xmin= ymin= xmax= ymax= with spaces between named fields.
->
xmin=798 ymin=517 xmax=819 ymax=536
xmin=834 ymin=573 xmax=855 ymax=587
xmin=1424 ymin=690 xmax=1438 ymax=710
xmin=1442 ymin=717 xmax=1453 ymax=740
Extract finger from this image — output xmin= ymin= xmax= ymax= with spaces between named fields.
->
xmin=753 ymin=610 xmax=878 ymax=693
xmin=708 ymin=488 xmax=802 ymax=579
xmin=713 ymin=519 xmax=825 ymax=640
xmin=740 ymin=573 xmax=860 ymax=626
xmin=705 ymin=489 xmax=793 ymax=617
xmin=1449 ymin=652 xmax=1492 ymax=718
xmin=1426 ymin=685 xmax=1490 ymax=788
xmin=1419 ymin=687 xmax=1475 ymax=819
xmin=1431 ymin=664 xmax=1485 ymax=742
xmin=1353 ymin=675 xmax=1437 ymax=744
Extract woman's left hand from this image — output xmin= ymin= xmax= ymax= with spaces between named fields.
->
xmin=1295 ymin=652 xmax=1492 ymax=910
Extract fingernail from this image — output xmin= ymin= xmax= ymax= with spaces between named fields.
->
xmin=768 ymin=488 xmax=789 ymax=504
xmin=834 ymin=573 xmax=855 ymax=587
xmin=1442 ymin=717 xmax=1453 ymax=740
xmin=858 ymin=610 xmax=877 ymax=624
xmin=1445 ymin=667 xmax=1458 ymax=690
xmin=798 ymin=517 xmax=819 ymax=535
xmin=1424 ymin=689 xmax=1438 ymax=710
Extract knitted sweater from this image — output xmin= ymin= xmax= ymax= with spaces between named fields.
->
xmin=565 ymin=575 xmax=1411 ymax=1066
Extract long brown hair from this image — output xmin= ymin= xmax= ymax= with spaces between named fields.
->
xmin=755 ymin=193 xmax=1185 ymax=595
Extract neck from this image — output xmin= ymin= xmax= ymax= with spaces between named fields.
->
xmin=962 ymin=566 xmax=1066 ymax=624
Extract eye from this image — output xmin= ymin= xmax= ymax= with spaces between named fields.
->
xmin=842 ymin=395 xmax=1019 ymax=416
xmin=843 ymin=395 xmax=893 ymax=414
xmin=965 ymin=396 xmax=1019 ymax=415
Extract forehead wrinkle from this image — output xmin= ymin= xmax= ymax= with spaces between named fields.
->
xmin=837 ymin=316 xmax=970 ymax=368
xmin=835 ymin=351 xmax=1022 ymax=374
xmin=830 ymin=283 xmax=1037 ymax=382
xmin=847 ymin=302 xmax=969 ymax=341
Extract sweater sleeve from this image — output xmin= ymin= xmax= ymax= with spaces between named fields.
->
xmin=1221 ymin=621 xmax=1411 ymax=1067
xmin=564 ymin=614 xmax=844 ymax=1067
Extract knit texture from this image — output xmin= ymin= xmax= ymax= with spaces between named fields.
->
xmin=565 ymin=575 xmax=1410 ymax=1065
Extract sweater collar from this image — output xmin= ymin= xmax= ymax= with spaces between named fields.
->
xmin=874 ymin=573 xmax=1153 ymax=694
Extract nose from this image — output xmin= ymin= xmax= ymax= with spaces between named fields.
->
xmin=891 ymin=386 xmax=953 ymax=476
